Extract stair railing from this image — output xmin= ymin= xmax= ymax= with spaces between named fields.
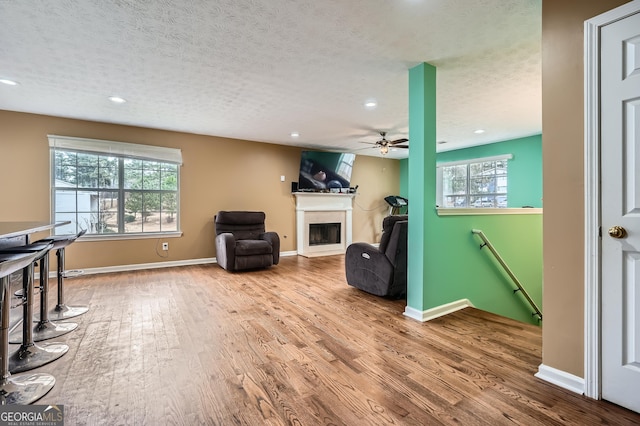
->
xmin=471 ymin=229 xmax=542 ymax=321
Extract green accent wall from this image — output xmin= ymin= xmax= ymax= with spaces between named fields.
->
xmin=400 ymin=134 xmax=543 ymax=208
xmin=405 ymin=66 xmax=543 ymax=325
xmin=426 ymin=213 xmax=542 ymax=325
xmin=436 ymin=135 xmax=543 ymax=208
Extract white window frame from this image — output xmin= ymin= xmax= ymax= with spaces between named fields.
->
xmin=49 ymin=135 xmax=183 ymax=239
xmin=436 ymin=154 xmax=512 ymax=209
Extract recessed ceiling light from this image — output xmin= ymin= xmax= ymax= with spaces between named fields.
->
xmin=108 ymin=96 xmax=126 ymax=104
xmin=0 ymin=79 xmax=19 ymax=86
xmin=474 ymin=129 xmax=485 ymax=134
xmin=290 ymin=132 xmax=300 ymax=138
xmin=364 ymin=100 xmax=377 ymax=108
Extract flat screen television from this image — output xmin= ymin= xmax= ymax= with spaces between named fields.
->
xmin=297 ymin=151 xmax=356 ymax=191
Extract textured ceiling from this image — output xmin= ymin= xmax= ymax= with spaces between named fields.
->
xmin=0 ymin=0 xmax=541 ymax=158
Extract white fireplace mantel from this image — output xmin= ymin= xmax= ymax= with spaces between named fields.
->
xmin=293 ymin=192 xmax=355 ymax=257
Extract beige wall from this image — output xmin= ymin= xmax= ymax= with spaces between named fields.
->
xmin=4 ymin=0 xmax=629 ymax=380
xmin=542 ymin=0 xmax=629 ymax=377
xmin=0 ymin=110 xmax=398 ymax=270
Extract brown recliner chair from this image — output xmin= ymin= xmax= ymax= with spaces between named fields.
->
xmin=214 ymin=211 xmax=280 ymax=272
xmin=345 ymin=215 xmax=408 ymax=298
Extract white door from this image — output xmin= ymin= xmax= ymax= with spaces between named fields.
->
xmin=601 ymin=7 xmax=640 ymax=413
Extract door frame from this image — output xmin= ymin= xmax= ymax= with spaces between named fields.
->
xmin=584 ymin=0 xmax=640 ymax=400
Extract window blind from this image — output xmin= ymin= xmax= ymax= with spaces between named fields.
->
xmin=437 ymin=153 xmax=513 ymax=168
xmin=48 ymin=135 xmax=183 ymax=165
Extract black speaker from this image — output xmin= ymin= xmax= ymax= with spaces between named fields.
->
xmin=291 ymin=182 xmax=298 ymax=192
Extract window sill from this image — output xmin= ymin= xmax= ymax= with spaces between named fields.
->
xmin=76 ymin=231 xmax=183 ymax=242
xmin=436 ymin=208 xmax=542 ymax=216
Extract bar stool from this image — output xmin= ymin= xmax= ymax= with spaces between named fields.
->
xmin=37 ymin=229 xmax=87 ymax=320
xmin=0 ymin=251 xmax=55 ymax=404
xmin=4 ymin=243 xmax=77 ymax=343
xmin=0 ymin=242 xmax=69 ymax=374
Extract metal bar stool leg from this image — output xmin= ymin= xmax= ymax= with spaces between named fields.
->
xmin=8 ymin=262 xmax=68 ymax=374
xmin=49 ymin=247 xmax=88 ymax=320
xmin=0 ymin=253 xmax=55 ymax=405
xmin=30 ymin=253 xmax=77 ymax=341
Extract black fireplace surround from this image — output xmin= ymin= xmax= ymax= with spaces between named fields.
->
xmin=309 ymin=222 xmax=341 ymax=246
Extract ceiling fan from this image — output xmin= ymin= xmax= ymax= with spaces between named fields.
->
xmin=359 ymin=131 xmax=409 ymax=155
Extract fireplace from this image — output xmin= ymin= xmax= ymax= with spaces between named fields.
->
xmin=293 ymin=193 xmax=355 ymax=257
xmin=309 ymin=222 xmax=341 ymax=246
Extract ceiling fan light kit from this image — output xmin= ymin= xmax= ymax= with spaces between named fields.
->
xmin=358 ymin=131 xmax=409 ymax=155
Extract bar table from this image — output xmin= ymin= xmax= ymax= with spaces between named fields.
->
xmin=0 ymin=222 xmax=71 ymax=385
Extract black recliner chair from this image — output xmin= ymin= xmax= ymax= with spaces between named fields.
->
xmin=345 ymin=215 xmax=408 ymax=298
xmin=214 ymin=211 xmax=280 ymax=272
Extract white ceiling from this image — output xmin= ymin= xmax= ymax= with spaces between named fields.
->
xmin=0 ymin=0 xmax=541 ymax=159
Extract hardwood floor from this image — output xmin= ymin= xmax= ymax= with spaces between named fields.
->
xmin=19 ymin=255 xmax=640 ymax=425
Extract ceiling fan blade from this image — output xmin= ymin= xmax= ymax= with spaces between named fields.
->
xmin=358 ymin=141 xmax=377 ymax=145
xmin=389 ymin=138 xmax=408 ymax=145
xmin=352 ymin=145 xmax=380 ymax=152
xmin=394 ymin=145 xmax=409 ymax=149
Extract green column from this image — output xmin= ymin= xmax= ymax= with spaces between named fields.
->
xmin=406 ymin=63 xmax=436 ymax=314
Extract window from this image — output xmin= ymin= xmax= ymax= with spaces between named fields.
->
xmin=437 ymin=154 xmax=511 ymax=208
xmin=49 ymin=135 xmax=182 ymax=237
xmin=336 ymin=153 xmax=355 ymax=181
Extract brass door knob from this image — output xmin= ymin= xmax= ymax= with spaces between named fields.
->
xmin=608 ymin=226 xmax=627 ymax=239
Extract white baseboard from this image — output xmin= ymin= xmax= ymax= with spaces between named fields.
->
xmin=403 ymin=306 xmax=426 ymax=321
xmin=40 ymin=250 xmax=299 ymax=277
xmin=403 ymin=299 xmax=474 ymax=322
xmin=534 ymin=364 xmax=584 ymax=395
xmin=71 ymin=257 xmax=217 ymax=276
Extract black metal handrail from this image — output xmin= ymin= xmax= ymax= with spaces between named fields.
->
xmin=471 ymin=229 xmax=542 ymax=321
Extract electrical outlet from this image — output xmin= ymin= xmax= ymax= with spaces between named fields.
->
xmin=162 ymin=242 xmax=169 ymax=251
